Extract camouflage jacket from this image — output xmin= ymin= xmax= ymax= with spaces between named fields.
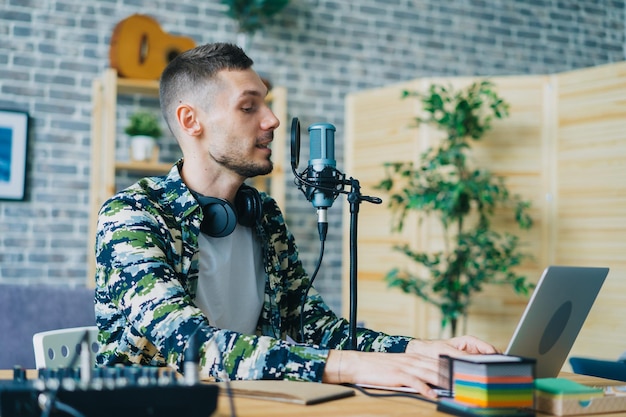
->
xmin=94 ymin=161 xmax=411 ymax=381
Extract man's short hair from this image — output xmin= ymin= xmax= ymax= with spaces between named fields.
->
xmin=159 ymin=43 xmax=254 ymax=133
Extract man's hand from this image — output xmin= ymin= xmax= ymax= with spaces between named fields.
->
xmin=322 ymin=336 xmax=498 ymax=399
xmin=406 ymin=335 xmax=500 ymax=357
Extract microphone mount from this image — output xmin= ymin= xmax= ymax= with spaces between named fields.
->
xmin=292 ymin=165 xmax=382 ymax=211
xmin=293 ymin=164 xmax=346 ymax=207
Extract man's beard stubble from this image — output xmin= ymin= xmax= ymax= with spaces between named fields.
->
xmin=215 ymin=153 xmax=273 ymax=179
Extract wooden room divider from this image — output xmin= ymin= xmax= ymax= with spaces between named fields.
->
xmin=342 ymin=61 xmax=626 ymax=363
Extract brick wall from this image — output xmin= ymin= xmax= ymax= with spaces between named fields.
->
xmin=0 ymin=0 xmax=624 ymax=313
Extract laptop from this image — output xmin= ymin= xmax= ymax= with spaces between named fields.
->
xmin=505 ymin=265 xmax=609 ymax=378
xmin=358 ymin=265 xmax=609 ymax=395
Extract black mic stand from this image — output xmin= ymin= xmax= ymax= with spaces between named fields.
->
xmin=345 ymin=177 xmax=382 ymax=350
xmin=290 ymin=117 xmax=381 ymax=351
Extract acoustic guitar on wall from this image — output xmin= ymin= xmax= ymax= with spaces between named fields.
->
xmin=109 ymin=14 xmax=196 ymax=80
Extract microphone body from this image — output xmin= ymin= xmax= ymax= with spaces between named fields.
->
xmin=307 ymin=123 xmax=338 ymax=211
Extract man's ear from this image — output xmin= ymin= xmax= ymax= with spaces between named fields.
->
xmin=176 ymin=104 xmax=203 ymax=137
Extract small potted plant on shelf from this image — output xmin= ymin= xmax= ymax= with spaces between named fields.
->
xmin=125 ymin=110 xmax=163 ymax=161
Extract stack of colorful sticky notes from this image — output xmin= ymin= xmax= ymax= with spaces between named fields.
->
xmin=449 ymin=354 xmax=536 ymax=409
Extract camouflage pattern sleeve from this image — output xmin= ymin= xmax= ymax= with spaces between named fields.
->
xmin=257 ymin=195 xmax=413 ymax=353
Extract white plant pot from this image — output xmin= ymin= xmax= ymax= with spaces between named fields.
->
xmin=130 ymin=135 xmax=156 ymax=161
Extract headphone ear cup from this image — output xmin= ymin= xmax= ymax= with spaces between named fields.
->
xmin=199 ymin=197 xmax=238 ymax=238
xmin=235 ymin=185 xmax=262 ymax=228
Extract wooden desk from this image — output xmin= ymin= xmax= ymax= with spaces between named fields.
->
xmin=215 ymin=390 xmax=438 ymax=416
xmin=2 ymin=370 xmax=625 ymax=416
xmin=212 ymin=376 xmax=626 ymax=417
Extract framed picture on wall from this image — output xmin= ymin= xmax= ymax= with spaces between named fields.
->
xmin=0 ymin=109 xmax=29 ymax=201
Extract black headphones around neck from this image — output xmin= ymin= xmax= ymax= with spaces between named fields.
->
xmin=195 ymin=185 xmax=262 ymax=238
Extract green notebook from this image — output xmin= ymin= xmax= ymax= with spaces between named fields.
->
xmin=535 ymin=378 xmax=604 ymax=400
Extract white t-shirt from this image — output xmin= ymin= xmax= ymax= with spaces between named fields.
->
xmin=195 ymin=225 xmax=266 ymax=335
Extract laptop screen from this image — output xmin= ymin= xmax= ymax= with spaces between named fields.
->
xmin=505 ymin=266 xmax=609 ymax=378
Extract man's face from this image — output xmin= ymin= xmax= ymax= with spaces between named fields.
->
xmin=202 ymin=68 xmax=279 ymax=179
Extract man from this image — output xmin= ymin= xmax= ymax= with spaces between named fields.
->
xmin=95 ymin=42 xmax=496 ymax=398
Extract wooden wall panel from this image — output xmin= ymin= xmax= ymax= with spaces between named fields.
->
xmin=555 ymin=63 xmax=626 ymax=360
xmin=343 ymin=80 xmax=427 ymax=336
xmin=344 ymin=61 xmax=626 ymax=366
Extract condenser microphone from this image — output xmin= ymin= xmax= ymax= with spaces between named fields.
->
xmin=307 ymin=123 xmax=337 ymax=211
xmin=291 ymin=118 xmax=345 ymax=241
xmin=307 ymin=123 xmax=339 ymax=235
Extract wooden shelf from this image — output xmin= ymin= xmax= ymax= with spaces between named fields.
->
xmin=116 ymin=77 xmax=160 ymax=96
xmin=114 ymin=160 xmax=173 ymax=173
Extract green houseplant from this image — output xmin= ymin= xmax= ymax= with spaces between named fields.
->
xmin=221 ymin=0 xmax=289 ymax=35
xmin=376 ymin=81 xmax=534 ymax=337
xmin=125 ymin=111 xmax=163 ymax=161
xmin=221 ymin=0 xmax=289 ymax=50
xmin=125 ymin=111 xmax=163 ymax=138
